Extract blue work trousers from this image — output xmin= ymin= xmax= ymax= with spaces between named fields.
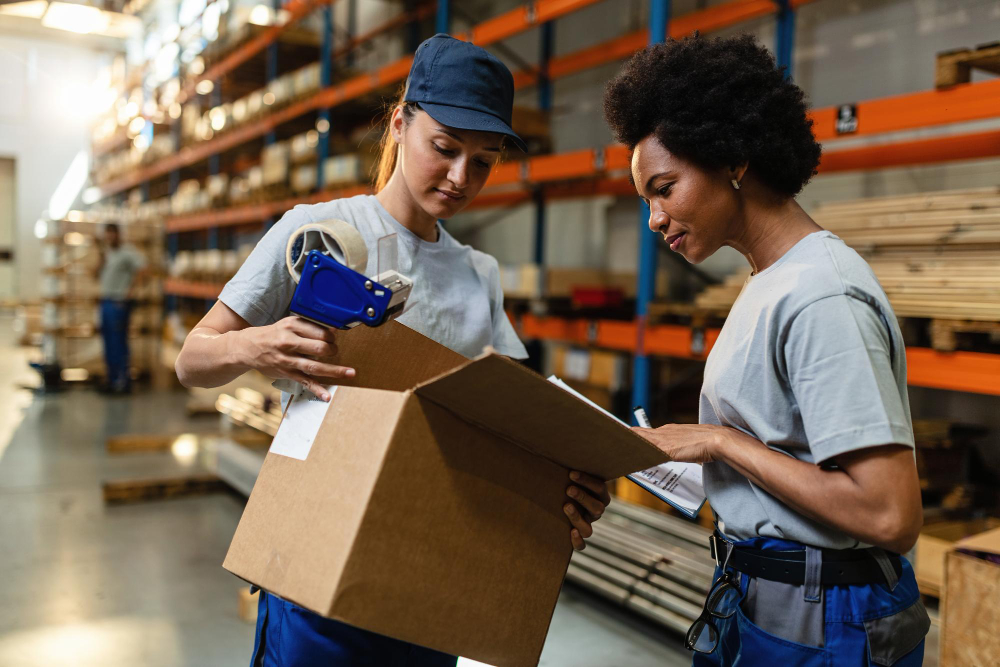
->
xmin=693 ymin=535 xmax=927 ymax=666
xmin=251 ymin=590 xmax=458 ymax=667
xmin=100 ymin=299 xmax=131 ymax=389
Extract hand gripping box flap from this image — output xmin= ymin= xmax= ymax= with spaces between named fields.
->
xmin=413 ymin=352 xmax=666 ymax=480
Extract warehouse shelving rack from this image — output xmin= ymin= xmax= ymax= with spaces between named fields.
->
xmin=92 ymin=0 xmax=1000 ymax=400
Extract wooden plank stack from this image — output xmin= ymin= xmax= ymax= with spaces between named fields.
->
xmin=695 ymin=187 xmax=1000 ymax=328
xmin=935 ymin=42 xmax=1000 ymax=88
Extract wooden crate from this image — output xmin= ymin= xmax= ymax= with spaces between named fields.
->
xmin=940 ymin=528 xmax=1000 ymax=666
xmin=914 ymin=518 xmax=1000 ymax=597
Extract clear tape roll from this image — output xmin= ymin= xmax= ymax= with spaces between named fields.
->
xmin=285 ymin=219 xmax=368 ymax=283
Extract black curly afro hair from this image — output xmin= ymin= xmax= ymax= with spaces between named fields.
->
xmin=603 ymin=34 xmax=821 ymax=197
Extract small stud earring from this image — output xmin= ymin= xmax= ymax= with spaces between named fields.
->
xmin=731 ymin=179 xmax=741 ymax=190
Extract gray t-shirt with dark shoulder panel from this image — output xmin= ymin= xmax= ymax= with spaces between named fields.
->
xmin=219 ymin=194 xmax=527 ymax=361
xmin=700 ymin=230 xmax=914 ymax=549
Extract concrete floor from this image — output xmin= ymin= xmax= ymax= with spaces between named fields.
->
xmin=0 ymin=316 xmax=690 ymax=667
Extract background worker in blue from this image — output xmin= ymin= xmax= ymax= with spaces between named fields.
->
xmin=95 ymin=222 xmax=147 ymax=394
xmin=604 ymin=35 xmax=930 ymax=665
xmin=174 ymin=35 xmax=612 ymax=666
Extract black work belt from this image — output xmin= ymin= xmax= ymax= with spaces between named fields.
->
xmin=710 ymin=533 xmax=903 ymax=587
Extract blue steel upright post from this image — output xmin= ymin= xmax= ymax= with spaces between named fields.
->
xmin=534 ymin=22 xmax=553 ymax=271
xmin=775 ymin=0 xmax=795 ymax=79
xmin=265 ymin=0 xmax=280 ymax=146
xmin=167 ymin=47 xmax=183 ymax=314
xmin=436 ymin=0 xmax=450 ymax=34
xmin=631 ymin=0 xmax=670 ymax=422
xmin=317 ymin=3 xmax=333 ymax=190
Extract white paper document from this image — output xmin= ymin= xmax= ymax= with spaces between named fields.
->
xmin=269 ymin=388 xmax=336 ymax=460
xmin=547 ymin=376 xmax=707 ymax=518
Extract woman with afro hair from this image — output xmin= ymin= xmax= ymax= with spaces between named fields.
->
xmin=606 ymin=35 xmax=929 ymax=666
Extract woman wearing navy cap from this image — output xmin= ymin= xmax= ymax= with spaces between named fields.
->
xmin=174 ymin=34 xmax=612 ymax=666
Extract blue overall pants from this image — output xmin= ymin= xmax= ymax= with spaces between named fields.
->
xmin=250 ymin=590 xmax=458 ymax=666
xmin=100 ymin=299 xmax=131 ymax=390
xmin=693 ymin=535 xmax=928 ymax=667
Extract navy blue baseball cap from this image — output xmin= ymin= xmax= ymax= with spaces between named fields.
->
xmin=404 ymin=33 xmax=527 ymax=152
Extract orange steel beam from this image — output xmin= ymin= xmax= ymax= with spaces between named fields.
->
xmin=97 ymin=0 xmax=604 ymax=199
xmin=513 ymin=0 xmax=799 ymax=89
xmin=906 ymin=348 xmax=1000 ymax=396
xmin=516 ymin=315 xmax=1000 ymax=395
xmin=164 ymin=122 xmax=1000 ymax=231
xmin=165 ymin=185 xmax=369 ymax=232
xmin=817 ymin=129 xmax=1000 ymax=173
xmin=810 ymin=78 xmax=1000 ymax=141
xmin=178 ymin=0 xmax=333 ymax=103
xmin=163 ymin=279 xmax=225 ymax=299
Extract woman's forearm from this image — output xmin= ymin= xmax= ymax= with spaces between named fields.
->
xmin=175 ymin=327 xmax=253 ymax=388
xmin=713 ymin=431 xmax=920 ymax=552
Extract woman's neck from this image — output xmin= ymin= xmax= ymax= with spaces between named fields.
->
xmin=727 ymin=181 xmax=821 ymax=275
xmin=375 ymin=170 xmax=439 ymax=242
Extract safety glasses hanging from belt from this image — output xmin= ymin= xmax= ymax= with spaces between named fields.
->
xmin=685 ymin=541 xmax=740 ymax=654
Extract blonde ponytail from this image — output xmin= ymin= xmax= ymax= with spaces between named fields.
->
xmin=373 ymin=88 xmax=417 ymax=192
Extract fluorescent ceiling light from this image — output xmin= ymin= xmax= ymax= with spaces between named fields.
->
xmin=48 ymin=151 xmax=90 ymax=221
xmin=0 ymin=0 xmax=47 ymax=19
xmin=42 ymin=3 xmax=110 ymax=35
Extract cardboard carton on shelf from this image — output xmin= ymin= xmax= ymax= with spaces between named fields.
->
xmin=550 ymin=345 xmax=628 ymax=392
xmin=940 ymin=526 xmax=1000 ymax=666
xmin=546 ymin=267 xmax=669 ymax=299
xmin=500 ymin=263 xmax=541 ymax=300
xmin=321 ymin=153 xmax=374 ymax=189
xmin=224 ymin=322 xmax=666 ymax=667
xmin=261 ymin=141 xmax=291 ymax=187
xmin=914 ymin=517 xmax=1000 ymax=597
xmin=290 ymin=164 xmax=318 ymax=193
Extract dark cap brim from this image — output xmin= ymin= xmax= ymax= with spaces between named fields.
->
xmin=416 ymin=102 xmax=528 ymax=153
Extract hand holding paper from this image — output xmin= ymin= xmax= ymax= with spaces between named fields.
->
xmin=630 ymin=423 xmax=727 ymax=465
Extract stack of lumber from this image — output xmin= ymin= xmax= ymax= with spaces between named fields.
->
xmin=695 ymin=187 xmax=1000 ymax=322
xmin=567 ymin=499 xmax=713 ymax=634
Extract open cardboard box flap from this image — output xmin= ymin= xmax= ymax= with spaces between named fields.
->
xmin=413 ymin=351 xmax=667 ymax=480
xmin=334 ymin=321 xmax=667 ymax=480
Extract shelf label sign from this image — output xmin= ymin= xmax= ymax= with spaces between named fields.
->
xmin=836 ymin=104 xmax=858 ymax=134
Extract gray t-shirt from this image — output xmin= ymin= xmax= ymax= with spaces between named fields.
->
xmin=99 ymin=244 xmax=146 ymax=300
xmin=219 ymin=194 xmax=527 ymax=361
xmin=700 ymin=230 xmax=914 ymax=549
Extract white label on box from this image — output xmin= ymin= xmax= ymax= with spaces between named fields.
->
xmin=269 ymin=388 xmax=336 ymax=460
xmin=564 ymin=349 xmax=591 ymax=382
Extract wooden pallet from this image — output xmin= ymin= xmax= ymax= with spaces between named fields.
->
xmin=106 ymin=430 xmax=273 ymax=454
xmin=102 ymin=474 xmax=227 ymax=505
xmin=936 ymin=42 xmax=1000 ymax=88
xmin=930 ymin=319 xmax=1000 ymax=351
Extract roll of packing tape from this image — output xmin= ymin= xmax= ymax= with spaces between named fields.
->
xmin=285 ymin=218 xmax=368 ymax=283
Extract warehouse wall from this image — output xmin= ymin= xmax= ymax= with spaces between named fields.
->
xmin=0 ymin=36 xmax=107 ymax=300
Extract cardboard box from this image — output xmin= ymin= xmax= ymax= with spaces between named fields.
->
xmin=290 ymin=164 xmax=317 ymax=193
xmin=261 ymin=142 xmax=290 ymax=186
xmin=940 ymin=526 xmax=1000 ymax=666
xmin=500 ymin=263 xmax=541 ymax=299
xmin=223 ymin=322 xmax=665 ymax=667
xmin=545 ymin=268 xmax=668 ymax=299
xmin=914 ymin=518 xmax=1000 ymax=596
xmin=322 ymin=152 xmax=375 ymax=188
xmin=551 ymin=345 xmax=628 ymax=392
